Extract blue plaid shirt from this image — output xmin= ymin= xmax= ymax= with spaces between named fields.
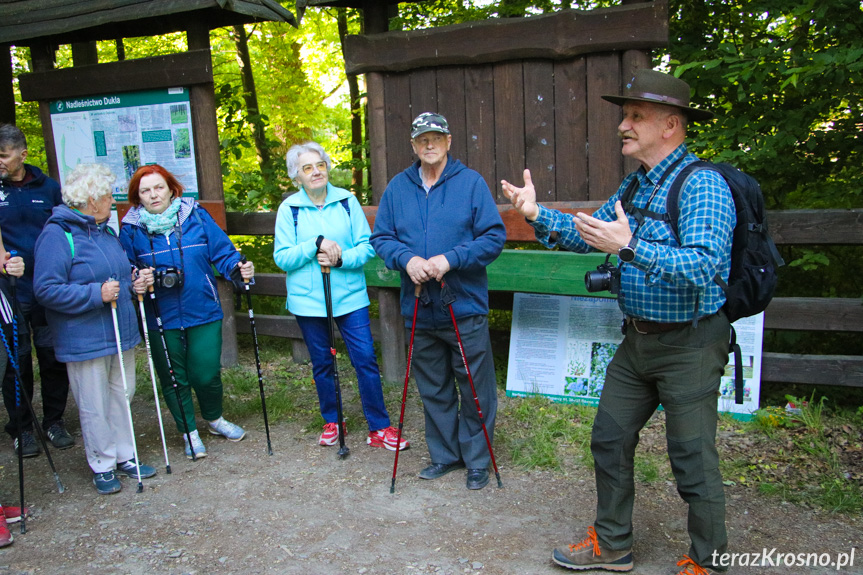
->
xmin=531 ymin=144 xmax=735 ymax=322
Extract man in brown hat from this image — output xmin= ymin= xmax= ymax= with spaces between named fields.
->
xmin=502 ymin=69 xmax=734 ymax=574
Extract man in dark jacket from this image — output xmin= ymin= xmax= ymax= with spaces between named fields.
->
xmin=371 ymin=113 xmax=505 ymax=490
xmin=0 ymin=124 xmax=73 ymax=457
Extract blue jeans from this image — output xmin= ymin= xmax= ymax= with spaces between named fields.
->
xmin=295 ymin=307 xmax=390 ymax=432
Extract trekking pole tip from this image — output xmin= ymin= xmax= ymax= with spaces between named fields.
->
xmin=337 ymin=446 xmax=350 ymax=459
xmin=495 ymin=473 xmax=503 ymax=488
xmin=136 ymin=482 xmax=144 ymax=493
xmin=166 ymin=465 xmax=172 ymax=474
xmin=55 ymin=475 xmax=65 ymax=494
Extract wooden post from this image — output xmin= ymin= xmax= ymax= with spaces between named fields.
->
xmin=29 ymin=41 xmax=59 ymax=181
xmin=0 ymin=46 xmax=14 ymax=125
xmin=186 ymin=24 xmax=238 ymax=367
xmin=71 ymin=42 xmax=98 ymax=66
xmin=377 ymin=288 xmax=405 ymax=383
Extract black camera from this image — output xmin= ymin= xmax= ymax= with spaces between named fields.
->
xmin=584 ymin=255 xmax=620 ymax=295
xmin=155 ymin=267 xmax=184 ymax=289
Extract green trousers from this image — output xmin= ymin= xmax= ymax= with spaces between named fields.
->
xmin=591 ymin=312 xmax=730 ymax=570
xmin=148 ymin=320 xmax=224 ymax=433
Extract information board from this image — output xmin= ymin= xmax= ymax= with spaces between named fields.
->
xmin=505 ymin=293 xmax=763 ymax=417
xmin=49 ymin=87 xmax=198 ymax=201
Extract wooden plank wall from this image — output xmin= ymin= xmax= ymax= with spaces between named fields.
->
xmin=377 ymin=54 xmax=627 ymax=205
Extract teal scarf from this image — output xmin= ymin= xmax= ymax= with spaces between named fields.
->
xmin=138 ymin=198 xmax=182 ymax=236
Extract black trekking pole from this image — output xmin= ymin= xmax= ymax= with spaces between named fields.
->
xmin=321 ymin=266 xmax=349 ymax=459
xmin=145 ymin=285 xmax=198 ymax=461
xmin=390 ymin=284 xmax=421 ymax=494
xmin=441 ymin=280 xmax=503 ymax=488
xmin=3 ymin=272 xmax=65 ymax=500
xmin=238 ymin=256 xmax=273 ymax=456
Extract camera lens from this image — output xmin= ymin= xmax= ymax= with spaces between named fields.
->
xmin=162 ymin=274 xmax=177 ymax=288
xmin=584 ymin=270 xmax=610 ymax=293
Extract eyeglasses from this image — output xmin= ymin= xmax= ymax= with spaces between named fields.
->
xmin=300 ymin=161 xmax=328 ymax=175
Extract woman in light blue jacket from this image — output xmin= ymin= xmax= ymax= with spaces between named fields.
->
xmin=274 ymin=142 xmax=408 ymax=451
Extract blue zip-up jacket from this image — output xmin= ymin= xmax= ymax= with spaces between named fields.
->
xmin=119 ymin=198 xmax=242 ymax=331
xmin=33 ymin=205 xmax=140 ymax=362
xmin=370 ymin=156 xmax=505 ymax=329
xmin=0 ymin=164 xmax=63 ymax=305
xmin=273 ymin=184 xmax=374 ymax=317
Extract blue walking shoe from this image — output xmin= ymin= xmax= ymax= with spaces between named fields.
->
xmin=208 ymin=417 xmax=246 ymax=442
xmin=93 ymin=471 xmax=122 ymax=495
xmin=184 ymin=430 xmax=208 ymax=460
xmin=116 ymin=458 xmax=157 ymax=479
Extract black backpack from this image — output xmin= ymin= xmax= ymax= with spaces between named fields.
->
xmin=623 ymin=160 xmax=785 ymax=404
xmin=665 ymin=161 xmax=784 ymax=324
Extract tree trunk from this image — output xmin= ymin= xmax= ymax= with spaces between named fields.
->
xmin=232 ymin=24 xmax=272 ymax=181
xmin=338 ymin=8 xmax=364 ymax=199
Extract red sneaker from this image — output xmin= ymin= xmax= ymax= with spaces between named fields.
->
xmin=319 ymin=422 xmax=345 ymax=446
xmin=367 ymin=426 xmax=410 ymax=451
xmin=0 ymin=513 xmax=12 ymax=548
xmin=3 ymin=506 xmax=29 ymax=524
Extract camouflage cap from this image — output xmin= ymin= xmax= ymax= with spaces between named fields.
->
xmin=410 ymin=112 xmax=450 ymax=138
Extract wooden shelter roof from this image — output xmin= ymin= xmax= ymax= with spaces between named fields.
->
xmin=0 ymin=0 xmax=297 ymax=46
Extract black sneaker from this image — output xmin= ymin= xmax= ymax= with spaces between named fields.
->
xmin=46 ymin=421 xmax=75 ymax=449
xmin=13 ymin=430 xmax=40 ymax=458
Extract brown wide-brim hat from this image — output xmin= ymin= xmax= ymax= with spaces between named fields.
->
xmin=602 ymin=69 xmax=714 ymax=122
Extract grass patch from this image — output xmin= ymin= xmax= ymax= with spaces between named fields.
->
xmin=496 ymin=393 xmax=593 ymax=472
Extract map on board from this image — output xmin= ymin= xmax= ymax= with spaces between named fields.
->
xmin=49 ymin=88 xmax=198 ymax=201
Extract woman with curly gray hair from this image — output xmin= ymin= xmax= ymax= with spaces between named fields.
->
xmin=33 ymin=163 xmax=156 ymax=495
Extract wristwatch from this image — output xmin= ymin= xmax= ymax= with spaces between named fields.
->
xmin=618 ymin=236 xmax=638 ymax=263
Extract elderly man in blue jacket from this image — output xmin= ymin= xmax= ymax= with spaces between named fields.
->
xmin=371 ymin=112 xmax=505 ymax=490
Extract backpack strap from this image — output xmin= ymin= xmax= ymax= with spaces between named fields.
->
xmin=291 ymin=199 xmax=351 ymax=238
xmin=621 ymin=155 xmax=687 ymax=230
xmin=64 ymin=231 xmax=74 ymax=258
xmin=665 ymin=160 xmax=713 ymax=243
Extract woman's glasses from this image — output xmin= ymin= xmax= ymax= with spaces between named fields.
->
xmin=301 ymin=161 xmax=328 ymax=175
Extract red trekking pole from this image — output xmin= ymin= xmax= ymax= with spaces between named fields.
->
xmin=390 ymin=284 xmax=421 ymax=493
xmin=441 ymin=280 xmax=503 ymax=488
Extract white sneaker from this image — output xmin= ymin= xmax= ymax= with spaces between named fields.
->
xmin=208 ymin=417 xmax=246 ymax=442
xmin=183 ymin=429 xmax=208 ymax=460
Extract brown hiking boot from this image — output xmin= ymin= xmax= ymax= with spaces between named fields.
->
xmin=551 ymin=526 xmax=633 ymax=571
xmin=675 ymin=555 xmax=719 ymax=575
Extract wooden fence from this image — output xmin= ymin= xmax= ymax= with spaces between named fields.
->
xmin=226 ymin=206 xmax=863 ymax=391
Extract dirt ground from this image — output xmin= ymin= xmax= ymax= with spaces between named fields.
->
xmin=1 ymin=379 xmax=861 ymax=575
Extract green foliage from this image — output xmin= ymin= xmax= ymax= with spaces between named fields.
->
xmin=669 ymin=0 xmax=863 ymax=211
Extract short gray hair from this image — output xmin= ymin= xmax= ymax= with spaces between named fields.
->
xmin=63 ymin=163 xmax=115 ymax=209
xmin=285 ymin=142 xmax=332 ymax=180
xmin=0 ymin=124 xmax=26 ymax=151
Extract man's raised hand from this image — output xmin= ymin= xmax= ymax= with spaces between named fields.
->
xmin=501 ymin=169 xmax=540 ymax=221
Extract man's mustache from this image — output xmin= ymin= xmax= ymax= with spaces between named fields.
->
xmin=618 ymin=131 xmax=636 ymax=139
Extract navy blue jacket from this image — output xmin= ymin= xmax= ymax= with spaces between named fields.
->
xmin=371 ymin=156 xmax=505 ymax=329
xmin=0 ymin=164 xmax=63 ymax=306
xmin=33 ymin=205 xmax=140 ymax=363
xmin=119 ymin=198 xmax=242 ymax=331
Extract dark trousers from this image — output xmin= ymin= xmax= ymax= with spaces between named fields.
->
xmin=411 ymin=315 xmax=497 ymax=470
xmin=591 ymin=312 xmax=730 ymax=568
xmin=2 ymin=300 xmax=70 ymax=436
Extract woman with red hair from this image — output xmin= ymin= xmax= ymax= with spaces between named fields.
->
xmin=120 ymin=165 xmax=254 ymax=460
